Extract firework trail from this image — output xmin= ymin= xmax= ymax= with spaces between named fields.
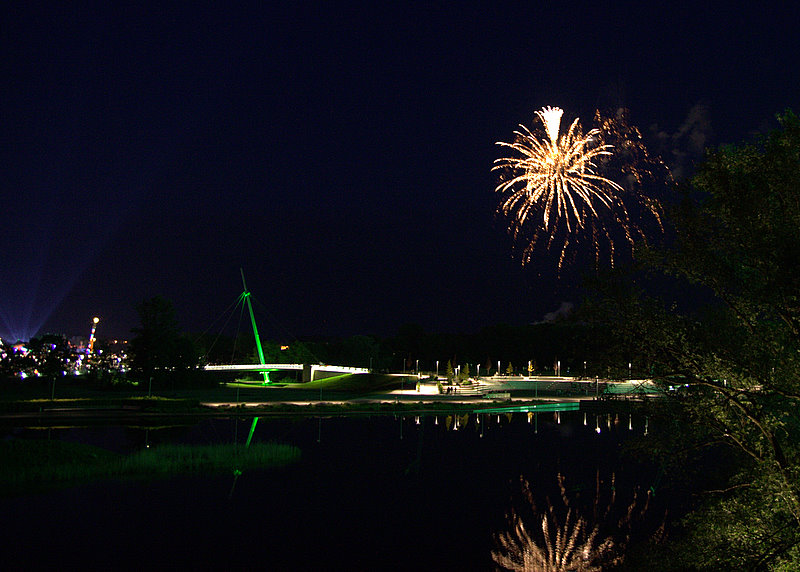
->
xmin=593 ymin=107 xmax=668 ymax=229
xmin=493 ymin=107 xmax=665 ymax=270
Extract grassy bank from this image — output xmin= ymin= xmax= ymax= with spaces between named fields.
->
xmin=1 ymin=374 xmax=650 ymax=420
xmin=0 ymin=373 xmax=410 ymax=411
xmin=287 ymin=373 xmax=411 ymax=391
xmin=209 ymin=399 xmax=513 ymax=415
xmin=0 ymin=439 xmax=301 ymax=496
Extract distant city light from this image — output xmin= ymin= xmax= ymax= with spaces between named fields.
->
xmin=87 ymin=316 xmax=101 ymax=356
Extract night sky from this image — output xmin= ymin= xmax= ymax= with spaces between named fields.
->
xmin=3 ymin=2 xmax=798 ymax=343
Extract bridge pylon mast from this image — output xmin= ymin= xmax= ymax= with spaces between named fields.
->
xmin=239 ymin=269 xmax=268 ymax=449
xmin=240 ymin=269 xmax=269 ymax=385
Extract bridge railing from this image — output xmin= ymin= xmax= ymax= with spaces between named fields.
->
xmin=204 ymin=363 xmax=369 ymax=375
xmin=204 ymin=363 xmax=305 ymax=371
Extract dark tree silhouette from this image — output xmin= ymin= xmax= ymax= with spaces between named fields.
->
xmin=129 ymin=296 xmax=199 ymax=384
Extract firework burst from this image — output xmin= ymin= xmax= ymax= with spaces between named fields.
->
xmin=493 ymin=107 xmax=664 ymax=270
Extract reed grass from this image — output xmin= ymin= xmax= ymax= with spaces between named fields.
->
xmin=0 ymin=439 xmax=300 ymax=495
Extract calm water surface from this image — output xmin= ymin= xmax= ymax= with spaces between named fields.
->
xmin=1 ymin=411 xmax=662 ymax=570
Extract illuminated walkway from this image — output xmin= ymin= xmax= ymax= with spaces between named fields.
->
xmin=204 ymin=363 xmax=369 ymax=381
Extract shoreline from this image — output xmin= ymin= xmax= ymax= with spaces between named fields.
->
xmin=0 ymin=395 xmax=654 ymax=426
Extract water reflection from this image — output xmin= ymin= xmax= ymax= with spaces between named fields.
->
xmin=493 ymin=472 xmax=657 ymax=571
xmin=3 ymin=409 xmax=661 ymax=569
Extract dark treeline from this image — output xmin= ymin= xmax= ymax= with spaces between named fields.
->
xmin=195 ymin=319 xmax=634 ymax=379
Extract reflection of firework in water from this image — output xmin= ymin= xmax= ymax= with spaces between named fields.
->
xmin=492 ymin=473 xmax=655 ymax=571
xmin=493 ymin=107 xmax=666 ymax=270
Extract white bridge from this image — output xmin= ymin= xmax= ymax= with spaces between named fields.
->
xmin=204 ymin=363 xmax=369 ymax=382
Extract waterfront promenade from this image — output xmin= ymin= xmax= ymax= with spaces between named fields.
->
xmin=0 ymin=375 xmax=659 ymax=424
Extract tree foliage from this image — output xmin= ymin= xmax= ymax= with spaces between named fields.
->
xmin=587 ymin=111 xmax=800 ymax=569
xmin=129 ymin=296 xmax=200 ymax=384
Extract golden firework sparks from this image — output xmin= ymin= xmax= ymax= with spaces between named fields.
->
xmin=593 ymin=107 xmax=668 ymax=233
xmin=493 ymin=107 xmax=662 ymax=270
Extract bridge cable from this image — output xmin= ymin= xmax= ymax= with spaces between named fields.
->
xmin=192 ymin=294 xmax=243 ymax=362
xmin=248 ymin=292 xmax=323 ymax=365
xmin=230 ymin=296 xmax=248 ymax=364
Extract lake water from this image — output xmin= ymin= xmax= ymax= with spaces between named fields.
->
xmin=1 ymin=410 xmax=663 ymax=570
